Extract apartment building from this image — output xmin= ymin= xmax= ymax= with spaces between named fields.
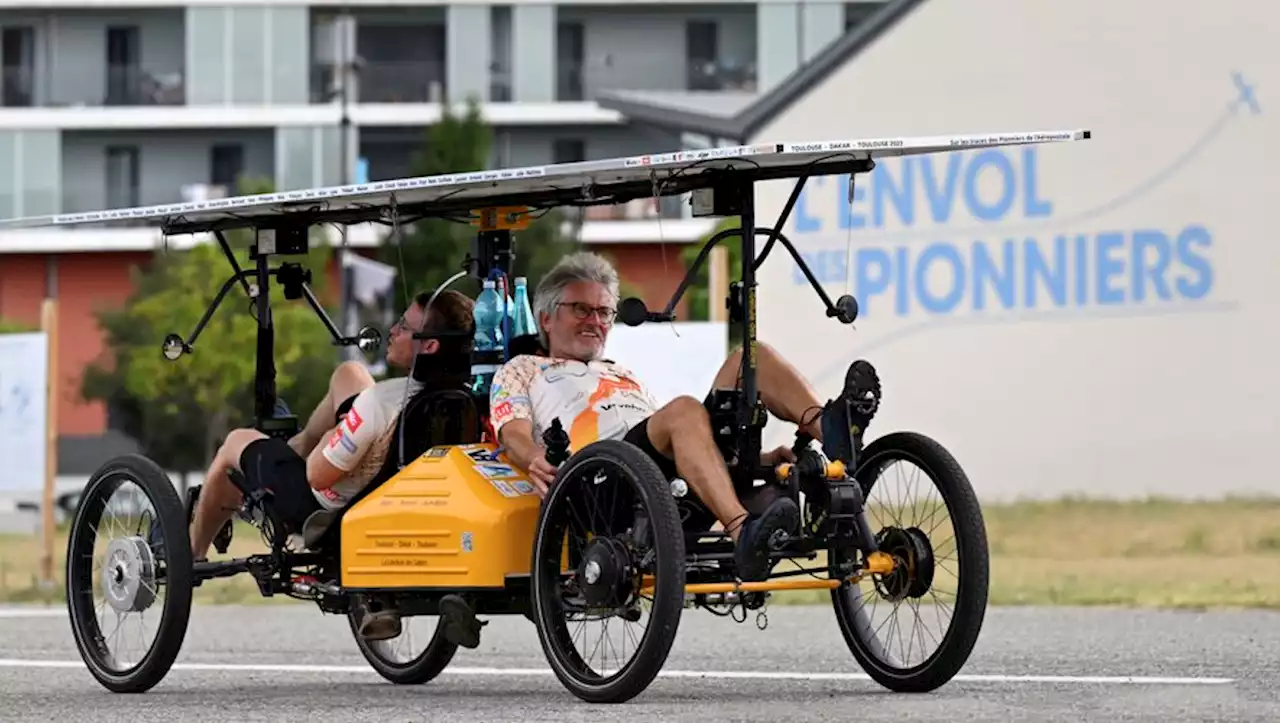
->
xmin=1 ymin=1 xmax=881 ymax=222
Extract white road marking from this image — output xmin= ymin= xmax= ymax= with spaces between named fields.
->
xmin=0 ymin=658 xmax=1235 ymax=686
xmin=0 ymin=608 xmax=65 ymax=619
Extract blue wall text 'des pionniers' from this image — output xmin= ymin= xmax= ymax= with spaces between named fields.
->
xmin=788 ymin=146 xmax=1215 ymax=318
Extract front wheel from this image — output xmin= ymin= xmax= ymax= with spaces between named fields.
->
xmin=831 ymin=432 xmax=990 ymax=693
xmin=530 ymin=439 xmax=686 ymax=704
xmin=66 ymin=454 xmax=194 ymax=693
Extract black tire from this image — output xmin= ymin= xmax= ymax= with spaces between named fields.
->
xmin=348 ymin=613 xmax=458 ymax=685
xmin=530 ymin=439 xmax=685 ymax=704
xmin=831 ymin=431 xmax=989 ymax=693
xmin=66 ymin=454 xmax=194 ymax=693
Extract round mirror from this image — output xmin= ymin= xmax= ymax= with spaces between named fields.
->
xmin=161 ymin=333 xmax=186 ymax=361
xmin=356 ymin=325 xmax=382 ymax=353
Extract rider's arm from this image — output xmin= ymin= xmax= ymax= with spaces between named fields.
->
xmin=490 ymin=357 xmax=539 ymax=469
xmin=306 ymin=387 xmax=385 ymax=490
xmin=498 ymin=419 xmax=542 ymax=471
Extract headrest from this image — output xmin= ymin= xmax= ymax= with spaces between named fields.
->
xmin=410 ymin=331 xmax=474 ymax=386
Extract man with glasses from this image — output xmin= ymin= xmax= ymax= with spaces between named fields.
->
xmin=188 ymin=289 xmax=476 ymax=565
xmin=489 ymin=252 xmax=881 ymax=582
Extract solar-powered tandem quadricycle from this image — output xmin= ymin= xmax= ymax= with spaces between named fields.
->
xmin=8 ymin=129 xmax=1090 ymax=703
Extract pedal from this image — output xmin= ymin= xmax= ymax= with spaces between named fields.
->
xmin=844 ymin=359 xmax=881 ymax=423
xmin=213 ymin=519 xmax=233 ymax=555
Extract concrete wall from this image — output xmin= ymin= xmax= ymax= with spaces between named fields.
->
xmin=752 ymin=0 xmax=1278 ymax=501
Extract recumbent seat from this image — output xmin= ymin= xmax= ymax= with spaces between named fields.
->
xmin=299 ymin=338 xmax=488 ymax=551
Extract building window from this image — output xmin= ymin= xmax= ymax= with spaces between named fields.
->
xmin=1 ymin=26 xmax=35 ymax=107
xmin=105 ymin=146 xmax=140 ymax=208
xmin=105 ymin=26 xmax=141 ymax=105
xmin=552 ymin=139 xmax=586 ymax=165
xmin=210 ymin=144 xmax=244 ymax=191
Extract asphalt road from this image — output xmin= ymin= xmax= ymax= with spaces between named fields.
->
xmin=1 ymin=603 xmax=1277 ymax=722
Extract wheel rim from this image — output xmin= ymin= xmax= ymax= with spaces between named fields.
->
xmin=534 ymin=456 xmax=661 ymax=687
xmin=366 ymin=616 xmax=444 ymax=668
xmin=68 ymin=472 xmax=171 ymax=675
xmin=834 ymin=453 xmax=961 ymax=674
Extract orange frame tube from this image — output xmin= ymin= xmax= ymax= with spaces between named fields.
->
xmin=638 ymin=551 xmax=896 ymax=595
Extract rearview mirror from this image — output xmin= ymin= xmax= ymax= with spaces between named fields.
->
xmin=161 ymin=333 xmax=186 ymax=361
xmin=356 ymin=325 xmax=382 ymax=353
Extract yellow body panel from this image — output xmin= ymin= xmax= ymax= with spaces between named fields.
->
xmin=339 ymin=443 xmax=543 ymax=590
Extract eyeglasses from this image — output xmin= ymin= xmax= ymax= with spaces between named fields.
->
xmin=558 ymin=302 xmax=616 ymax=324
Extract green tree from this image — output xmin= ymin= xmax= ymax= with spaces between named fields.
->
xmin=81 ymin=176 xmax=337 ymax=484
xmin=0 ymin=316 xmax=36 ymax=334
xmin=375 ymin=98 xmax=577 ymax=328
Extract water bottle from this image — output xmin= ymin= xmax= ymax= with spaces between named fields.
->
xmin=474 ymin=279 xmax=504 ymax=348
xmin=472 ymin=279 xmax=503 ymax=391
xmin=512 ymin=276 xmax=537 ymax=338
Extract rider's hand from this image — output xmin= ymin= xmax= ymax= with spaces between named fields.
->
xmin=760 ymin=445 xmax=796 ymax=468
xmin=526 ymin=453 xmax=559 ymax=497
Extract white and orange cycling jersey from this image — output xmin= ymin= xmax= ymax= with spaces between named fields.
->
xmin=490 ymin=354 xmax=659 ymax=452
xmin=318 ymin=376 xmax=422 ymax=510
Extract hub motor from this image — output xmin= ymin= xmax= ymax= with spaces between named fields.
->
xmin=577 ymin=536 xmax=635 ymax=608
xmin=102 ymin=536 xmax=159 ymax=614
xmin=872 ymin=526 xmax=935 ymax=602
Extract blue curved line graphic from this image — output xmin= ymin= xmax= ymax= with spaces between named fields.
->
xmin=806 ymin=75 xmax=1257 ymax=384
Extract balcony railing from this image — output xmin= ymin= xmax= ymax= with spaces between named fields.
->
xmin=556 ymin=58 xmax=758 ymax=101
xmin=104 ymin=64 xmax=185 ymax=106
xmin=313 ymin=60 xmax=448 ymax=104
xmin=2 ymin=67 xmax=34 ymax=107
xmin=686 ymin=59 xmax=757 ymax=92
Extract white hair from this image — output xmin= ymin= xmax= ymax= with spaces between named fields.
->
xmin=533 ymin=251 xmax=620 ymax=347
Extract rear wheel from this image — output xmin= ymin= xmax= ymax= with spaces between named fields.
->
xmin=66 ymin=454 xmax=193 ymax=693
xmin=348 ymin=613 xmax=458 ymax=685
xmin=831 ymin=432 xmax=989 ymax=692
xmin=530 ymin=439 xmax=686 ymax=704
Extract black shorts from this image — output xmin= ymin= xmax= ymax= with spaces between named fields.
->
xmin=239 ymin=436 xmax=320 ymax=532
xmin=622 ymin=394 xmax=720 ymax=482
xmin=623 ymin=395 xmax=735 ymax=532
xmin=335 ymin=393 xmax=357 ymax=425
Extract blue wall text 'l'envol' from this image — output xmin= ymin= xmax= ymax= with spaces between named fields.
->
xmin=787 ymin=147 xmax=1216 ymax=317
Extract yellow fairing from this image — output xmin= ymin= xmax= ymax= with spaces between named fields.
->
xmin=339 ymin=443 xmax=543 ymax=590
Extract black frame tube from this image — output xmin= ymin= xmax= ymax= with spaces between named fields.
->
xmin=735 ymin=177 xmax=759 ymax=473
xmin=184 ymin=269 xmax=254 ymax=349
xmin=213 ymin=230 xmax=252 ymax=296
xmin=254 ymin=251 xmax=275 ymax=424
xmin=299 ymin=281 xmax=348 ymax=344
xmin=751 ymin=173 xmax=807 ymax=271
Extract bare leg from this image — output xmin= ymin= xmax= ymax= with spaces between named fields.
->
xmin=641 ymin=396 xmax=751 ymax=541
xmin=710 ymin=341 xmax=827 ymax=442
xmin=189 ymin=428 xmax=266 ymax=559
xmin=288 ymin=361 xmax=376 ymax=456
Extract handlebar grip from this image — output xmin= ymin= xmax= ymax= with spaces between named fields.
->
xmin=543 ymin=417 xmax=571 ymax=467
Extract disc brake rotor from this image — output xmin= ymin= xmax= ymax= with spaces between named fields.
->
xmin=102 ymin=536 xmax=158 ymax=614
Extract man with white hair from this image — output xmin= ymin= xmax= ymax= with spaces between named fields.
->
xmin=489 ymin=252 xmax=880 ymax=582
